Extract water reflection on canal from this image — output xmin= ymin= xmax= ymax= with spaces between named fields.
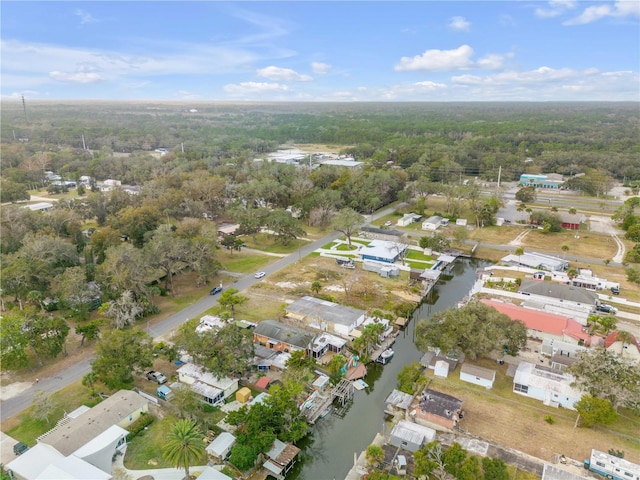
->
xmin=291 ymin=258 xmax=489 ymax=480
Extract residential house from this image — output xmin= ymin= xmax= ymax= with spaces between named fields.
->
xmin=177 ymin=363 xmax=238 ymax=406
xmin=197 ymin=466 xmax=233 ymax=480
xmin=319 ymin=158 xmax=364 ymax=168
xmin=513 ymin=362 xmax=582 ymax=410
xmin=460 ymin=363 xmax=496 ymax=389
xmin=310 ymin=332 xmax=347 ymax=361
xmin=206 ymin=432 xmax=236 ymax=462
xmin=24 ymin=202 xmax=54 ymax=212
xmin=605 ymin=331 xmax=640 ymax=364
xmin=360 ymin=239 xmax=407 ymax=264
xmin=253 ymin=319 xmax=315 ymax=354
xmin=558 ymin=211 xmax=586 ymax=231
xmin=519 ymin=279 xmax=598 ymax=309
xmin=360 ymin=226 xmax=405 ymax=242
xmin=284 ymin=296 xmax=366 ymax=337
xmin=480 ymin=299 xmax=591 ymax=344
xmin=217 ymin=223 xmax=240 ymax=236
xmin=397 ymin=213 xmax=421 ymax=227
xmin=5 ymin=443 xmax=111 ymax=480
xmin=262 ymin=439 xmax=301 ymax=480
xmin=586 ymin=449 xmax=640 ymax=480
xmin=501 ymin=252 xmax=568 ymax=271
xmin=409 ymin=387 xmax=463 ymax=431
xmin=252 ymin=345 xmax=290 ymax=371
xmin=422 ymin=216 xmax=443 ymax=231
xmin=541 ymin=339 xmax=587 ymax=370
xmin=7 ymin=390 xmax=148 ymax=480
xmin=384 ymin=389 xmax=415 ymax=417
xmin=389 ymin=420 xmax=436 ymax=452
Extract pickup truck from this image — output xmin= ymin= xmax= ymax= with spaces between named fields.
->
xmin=146 ymin=370 xmax=167 ymax=384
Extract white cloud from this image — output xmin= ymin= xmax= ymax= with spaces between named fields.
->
xmin=535 ymin=0 xmax=577 ymax=18
xmin=311 ymin=62 xmax=332 ymax=74
xmin=449 ymin=16 xmax=471 ymax=31
xmin=223 ymin=82 xmax=289 ymax=95
xmin=395 ymin=45 xmax=506 ymax=72
xmin=74 ymin=9 xmax=97 ymax=25
xmin=256 ymin=66 xmax=312 ymax=81
xmin=564 ymin=0 xmax=640 ymax=25
xmin=395 ymin=45 xmax=475 ymax=71
xmin=452 ymin=66 xmax=587 ymax=86
xmin=49 ymin=71 xmax=104 ymax=83
xmin=176 ymin=90 xmax=201 ymax=100
xmin=3 ymin=90 xmax=39 ymax=99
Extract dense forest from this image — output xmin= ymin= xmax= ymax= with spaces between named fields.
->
xmin=2 ymin=101 xmax=639 ymax=186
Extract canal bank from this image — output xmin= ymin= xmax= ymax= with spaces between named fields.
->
xmin=290 ymin=258 xmax=488 ymax=480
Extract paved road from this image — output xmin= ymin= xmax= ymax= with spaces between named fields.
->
xmin=0 ymin=206 xmax=396 ymax=422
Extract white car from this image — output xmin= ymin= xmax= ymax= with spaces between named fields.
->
xmin=254 ymin=271 xmax=266 ymax=279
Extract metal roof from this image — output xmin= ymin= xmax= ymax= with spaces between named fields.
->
xmin=285 ymin=296 xmax=365 ymax=327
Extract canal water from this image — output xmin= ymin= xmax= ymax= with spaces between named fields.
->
xmin=291 ymin=258 xmax=488 ymax=480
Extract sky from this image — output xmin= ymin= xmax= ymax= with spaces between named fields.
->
xmin=2 ymin=1 xmax=639 ymax=102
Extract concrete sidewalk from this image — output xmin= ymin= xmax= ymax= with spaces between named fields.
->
xmin=113 ymin=445 xmax=207 ymax=480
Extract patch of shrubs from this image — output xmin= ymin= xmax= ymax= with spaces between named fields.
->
xmin=126 ymin=413 xmax=155 ymax=440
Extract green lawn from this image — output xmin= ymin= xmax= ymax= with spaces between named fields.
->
xmin=124 ymin=413 xmax=178 ymax=469
xmin=405 ymin=249 xmax=435 ymax=262
xmin=5 ymin=385 xmax=109 ymax=446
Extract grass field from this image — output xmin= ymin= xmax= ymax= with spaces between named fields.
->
xmin=425 ymin=358 xmax=640 ymax=465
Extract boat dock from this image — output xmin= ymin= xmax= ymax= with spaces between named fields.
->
xmin=369 ymin=332 xmax=397 ymax=363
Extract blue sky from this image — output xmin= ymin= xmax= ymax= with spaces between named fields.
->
xmin=2 ymin=1 xmax=639 ymax=101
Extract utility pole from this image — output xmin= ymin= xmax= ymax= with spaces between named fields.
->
xmin=497 ymin=165 xmax=502 ymax=189
xmin=22 ymin=95 xmax=29 ymax=122
xmin=81 ymin=134 xmax=87 ymax=150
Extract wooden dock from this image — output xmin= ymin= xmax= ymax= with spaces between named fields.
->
xmin=305 ymin=392 xmax=334 ymax=425
xmin=369 ymin=332 xmax=397 ymax=363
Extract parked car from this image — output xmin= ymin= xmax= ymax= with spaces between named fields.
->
xmin=611 ymin=286 xmax=620 ymax=295
xmin=384 ymin=221 xmax=393 ymax=227
xmin=146 ymin=370 xmax=167 ymax=384
xmin=596 ymin=304 xmax=618 ymax=314
xmin=157 ymin=385 xmax=173 ymax=400
xmin=210 ymin=286 xmax=223 ymax=295
xmin=13 ymin=442 xmax=28 ymax=456
xmin=254 ymin=271 xmax=266 ymax=279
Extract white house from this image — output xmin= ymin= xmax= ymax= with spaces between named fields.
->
xmin=460 ymin=363 xmax=496 ymax=389
xmin=360 ymin=239 xmax=407 ymax=264
xmin=177 ymin=363 xmax=239 ymax=406
xmin=422 ymin=216 xmax=443 ymax=231
xmin=389 ymin=420 xmax=436 ymax=452
xmin=605 ymin=332 xmax=640 ymax=365
xmin=513 ymin=362 xmax=583 ymax=410
xmin=284 ymin=296 xmax=366 ymax=337
xmin=24 ymin=202 xmax=54 ymax=212
xmin=206 ymin=432 xmax=236 ymax=462
xmin=397 ymin=213 xmax=421 ymax=227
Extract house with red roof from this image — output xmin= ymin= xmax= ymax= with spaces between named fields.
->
xmin=481 ymin=299 xmax=591 ymax=345
xmin=604 ymin=331 xmax=640 ymax=364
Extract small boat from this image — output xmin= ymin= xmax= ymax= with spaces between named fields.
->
xmin=376 ymin=348 xmax=394 ymax=365
xmin=353 ymin=379 xmax=368 ymax=390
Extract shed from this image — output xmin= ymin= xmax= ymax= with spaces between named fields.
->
xmin=460 ymin=363 xmax=496 ymax=389
xmin=255 ymin=376 xmax=271 ymax=390
xmin=206 ymin=432 xmax=236 ymax=462
xmin=236 ymin=387 xmax=251 ymax=403
xmin=434 ymin=360 xmax=450 ymax=378
xmin=389 ymin=420 xmax=436 ymax=452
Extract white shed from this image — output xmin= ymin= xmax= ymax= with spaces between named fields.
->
xmin=206 ymin=432 xmax=236 ymax=461
xmin=460 ymin=363 xmax=496 ymax=389
xmin=434 ymin=360 xmax=450 ymax=378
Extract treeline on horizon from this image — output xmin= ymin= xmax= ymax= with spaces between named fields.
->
xmin=1 ymin=101 xmax=639 ymax=186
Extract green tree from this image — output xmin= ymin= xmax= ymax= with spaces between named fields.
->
xmin=163 ymin=419 xmax=206 ymax=480
xmin=481 ymin=457 xmax=509 ymax=480
xmin=24 ymin=313 xmax=70 ymax=367
xmin=229 ymin=444 xmax=258 ymax=471
xmin=265 ymin=209 xmax=306 ymax=245
xmin=419 ymin=233 xmax=450 ymax=252
xmin=366 ymin=444 xmax=384 ymax=471
xmin=561 ymin=244 xmax=569 ymax=259
xmin=311 ymin=281 xmax=322 ymax=295
xmin=217 ymin=288 xmax=248 ymax=318
xmin=220 ymin=234 xmax=245 ymax=254
xmin=32 ymin=390 xmax=58 ymax=425
xmin=0 ymin=313 xmax=29 ymax=370
xmin=397 ymin=362 xmax=425 ymax=394
xmin=415 ymin=301 xmax=527 ymax=360
xmin=91 ymin=328 xmax=153 ymax=389
xmin=99 ymin=290 xmax=144 ymax=329
xmin=515 ymin=186 xmax=536 ymax=204
xmin=569 ymin=347 xmax=640 ymax=410
xmin=76 ymin=320 xmax=101 ymax=346
xmin=586 ymin=314 xmax=617 ymax=337
xmin=331 ymin=207 xmax=364 ymax=249
xmin=352 ymin=322 xmax=386 ymax=362
xmin=112 ymin=205 xmax=161 ymax=248
xmin=0 ymin=178 xmax=30 ymax=203
xmin=575 ymin=395 xmax=618 ymax=428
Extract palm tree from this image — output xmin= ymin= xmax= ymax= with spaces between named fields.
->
xmin=561 ymin=245 xmax=569 ymax=259
xmin=515 ymin=247 xmax=525 ymax=270
xmin=163 ymin=419 xmax=206 ymax=480
xmin=615 ymin=331 xmax=634 ymax=359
